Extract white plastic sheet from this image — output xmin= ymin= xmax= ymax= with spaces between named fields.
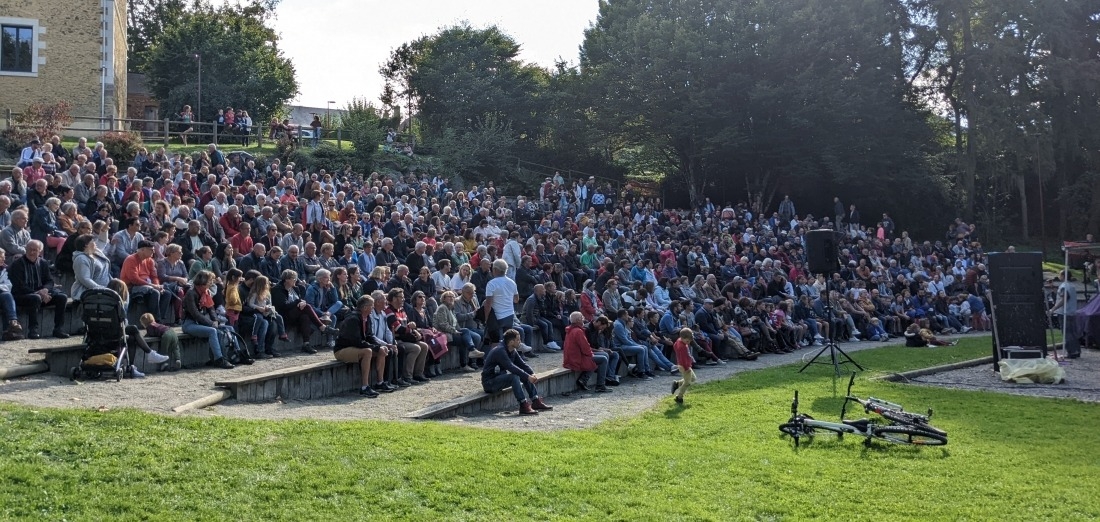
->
xmin=998 ymin=359 xmax=1066 ymax=384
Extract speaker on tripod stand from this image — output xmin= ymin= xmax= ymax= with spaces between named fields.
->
xmin=799 ymin=229 xmax=864 ymax=374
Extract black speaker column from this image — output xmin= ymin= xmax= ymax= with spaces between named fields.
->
xmin=805 ymin=229 xmax=839 ymax=274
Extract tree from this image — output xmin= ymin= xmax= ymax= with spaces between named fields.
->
xmin=342 ymin=97 xmax=387 ymax=170
xmin=580 ymin=0 xmax=936 ymax=211
xmin=381 ymin=24 xmax=549 ymax=153
xmin=126 ymin=0 xmax=188 ymax=73
xmin=142 ymin=2 xmax=297 ymax=124
xmin=127 ymin=0 xmax=281 ymax=73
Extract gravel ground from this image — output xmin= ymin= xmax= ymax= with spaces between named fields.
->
xmin=2 ymin=334 xmax=988 ymax=432
xmin=907 ymin=348 xmax=1100 ymax=403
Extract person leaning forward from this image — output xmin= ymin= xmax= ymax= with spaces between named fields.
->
xmin=481 ymin=329 xmax=553 ymax=416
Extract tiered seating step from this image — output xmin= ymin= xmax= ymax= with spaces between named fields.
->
xmin=405 ymin=368 xmax=579 ymax=420
xmin=214 ymin=360 xmax=361 ymax=402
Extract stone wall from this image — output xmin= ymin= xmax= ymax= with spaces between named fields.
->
xmin=0 ymin=0 xmax=126 ymax=124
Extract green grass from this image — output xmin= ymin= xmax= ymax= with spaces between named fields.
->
xmin=2 ymin=337 xmax=1098 ymax=521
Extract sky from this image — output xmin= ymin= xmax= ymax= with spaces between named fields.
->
xmin=270 ymin=0 xmax=602 ymax=110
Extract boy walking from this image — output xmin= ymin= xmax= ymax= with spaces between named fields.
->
xmin=671 ymin=328 xmax=696 ymax=405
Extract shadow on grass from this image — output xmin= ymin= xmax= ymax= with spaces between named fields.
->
xmin=663 ymin=403 xmax=692 ymax=418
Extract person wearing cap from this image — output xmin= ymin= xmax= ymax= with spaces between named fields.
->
xmin=121 ymin=239 xmax=175 ymax=322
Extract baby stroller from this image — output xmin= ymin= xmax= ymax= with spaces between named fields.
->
xmin=69 ymin=288 xmax=132 ymax=381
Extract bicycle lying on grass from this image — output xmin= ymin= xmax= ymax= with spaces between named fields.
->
xmin=779 ymin=374 xmax=948 ymax=447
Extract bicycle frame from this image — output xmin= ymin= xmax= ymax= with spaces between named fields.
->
xmin=781 ymin=375 xmax=949 ymax=447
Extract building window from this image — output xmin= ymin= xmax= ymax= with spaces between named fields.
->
xmin=1 ymin=24 xmax=34 ymax=73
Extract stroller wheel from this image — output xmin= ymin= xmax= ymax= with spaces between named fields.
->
xmin=115 ymin=368 xmax=123 ymax=382
xmin=69 ymin=367 xmax=80 ymax=381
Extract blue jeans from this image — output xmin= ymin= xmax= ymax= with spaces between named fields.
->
xmin=495 ymin=314 xmax=533 ymax=347
xmin=183 ymin=320 xmax=223 ymax=359
xmin=591 ymin=350 xmax=619 ymax=385
xmin=616 ymin=342 xmax=650 ymax=372
xmin=0 ymin=291 xmax=16 ymax=322
xmin=483 ymin=372 xmax=539 ymax=404
xmin=530 ymin=317 xmax=554 ymax=343
xmin=648 ymin=345 xmax=674 ymax=371
xmin=250 ymin=315 xmax=269 ymax=352
xmin=458 ymin=327 xmax=483 ymax=366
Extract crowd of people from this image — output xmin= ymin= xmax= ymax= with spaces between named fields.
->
xmin=5 ymin=135 xmax=997 ymax=408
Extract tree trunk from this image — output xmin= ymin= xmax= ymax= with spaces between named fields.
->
xmin=1016 ymin=174 xmax=1029 ymax=240
xmin=960 ymin=8 xmax=978 ymax=222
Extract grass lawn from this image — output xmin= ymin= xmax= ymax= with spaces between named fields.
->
xmin=2 ymin=337 xmax=1097 ymax=521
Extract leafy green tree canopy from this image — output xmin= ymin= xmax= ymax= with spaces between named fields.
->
xmin=143 ymin=1 xmax=297 ymax=124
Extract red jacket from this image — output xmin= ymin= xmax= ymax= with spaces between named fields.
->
xmin=562 ymin=325 xmax=597 ymax=372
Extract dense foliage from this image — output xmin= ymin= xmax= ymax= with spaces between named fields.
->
xmin=380 ymin=1 xmax=1100 ymax=242
xmin=142 ymin=1 xmax=297 ymax=125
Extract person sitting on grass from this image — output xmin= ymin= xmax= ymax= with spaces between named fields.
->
xmin=335 ymin=294 xmax=396 ymax=398
xmin=562 ymin=311 xmax=615 ymax=393
xmin=481 ymin=328 xmax=553 ymax=416
xmin=670 ymin=328 xmax=697 ymax=405
xmin=904 ymin=322 xmax=956 ymax=347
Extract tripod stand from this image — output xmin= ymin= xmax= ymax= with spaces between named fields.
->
xmin=799 ymin=278 xmax=864 ymax=375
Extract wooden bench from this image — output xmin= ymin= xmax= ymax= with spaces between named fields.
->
xmin=15 ymin=298 xmax=83 ymax=336
xmin=405 ymin=367 xmax=580 ymax=420
xmin=214 ymin=360 xmax=361 ymax=402
xmin=28 ymin=328 xmax=314 ymax=376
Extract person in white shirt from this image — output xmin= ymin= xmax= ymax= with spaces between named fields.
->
xmin=502 ymin=232 xmax=523 ymax=279
xmin=483 ymin=259 xmax=535 ymax=353
xmin=431 ymin=259 xmax=454 ymax=299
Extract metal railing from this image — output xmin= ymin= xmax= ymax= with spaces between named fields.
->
xmin=2 ymin=110 xmax=354 ymax=149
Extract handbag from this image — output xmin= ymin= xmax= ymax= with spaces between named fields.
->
xmin=421 ymin=328 xmax=449 ymax=359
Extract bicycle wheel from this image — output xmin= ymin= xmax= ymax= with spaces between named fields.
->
xmin=880 ymin=411 xmax=948 ymax=436
xmin=872 ymin=426 xmax=948 ymax=446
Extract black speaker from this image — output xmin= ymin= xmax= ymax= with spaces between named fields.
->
xmin=988 ymin=252 xmax=1048 ymax=368
xmin=805 ymin=229 xmax=839 ymax=274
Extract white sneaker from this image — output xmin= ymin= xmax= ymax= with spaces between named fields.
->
xmin=852 ymin=330 xmax=862 ymax=337
xmin=814 ymin=334 xmax=824 ymax=340
xmin=130 ymin=365 xmax=146 ymax=378
xmin=468 ymin=349 xmax=485 ymax=358
xmin=519 ymin=344 xmax=534 ymax=353
xmin=961 ymin=327 xmax=972 ymax=333
xmin=147 ymin=351 xmax=170 ymax=364
xmin=545 ymin=341 xmax=562 ymax=350
xmin=814 ymin=340 xmax=823 ymax=346
xmin=848 ymin=337 xmax=860 ymax=343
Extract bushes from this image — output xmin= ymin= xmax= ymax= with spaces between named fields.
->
xmin=286 ymin=143 xmax=354 ymax=173
xmin=97 ymin=131 xmax=144 ymax=166
xmin=0 ymin=101 xmax=73 ymax=154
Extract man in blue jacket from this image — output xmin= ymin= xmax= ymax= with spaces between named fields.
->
xmin=482 ymin=329 xmax=552 ymax=416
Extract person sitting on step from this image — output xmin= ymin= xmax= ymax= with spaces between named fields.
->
xmin=10 ymin=240 xmax=69 ymax=339
xmin=481 ymin=328 xmax=553 ymax=416
xmin=335 ymin=294 xmax=396 ymax=398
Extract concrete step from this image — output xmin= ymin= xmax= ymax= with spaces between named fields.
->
xmin=405 ymin=367 xmax=579 ymax=419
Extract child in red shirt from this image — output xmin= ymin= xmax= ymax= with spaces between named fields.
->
xmin=671 ymin=328 xmax=696 ymax=404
